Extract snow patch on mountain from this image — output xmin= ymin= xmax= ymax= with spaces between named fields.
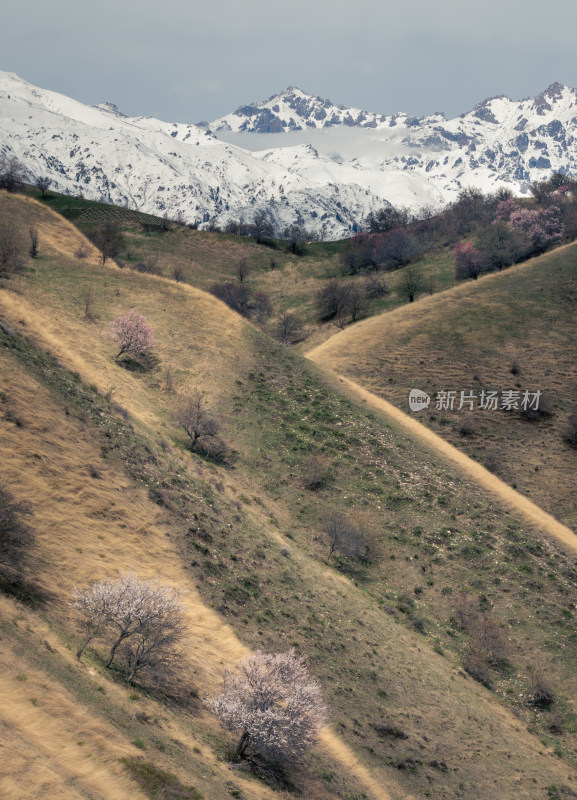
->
xmin=2 ymin=73 xmax=577 ymax=240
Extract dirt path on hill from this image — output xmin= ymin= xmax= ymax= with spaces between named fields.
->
xmin=307 ymin=364 xmax=577 ymax=554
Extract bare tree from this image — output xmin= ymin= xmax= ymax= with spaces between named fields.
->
xmin=364 ymin=273 xmax=387 ymax=298
xmin=251 ymin=210 xmax=274 ymax=243
xmin=110 ymin=310 xmax=155 ymax=361
xmin=175 ymin=389 xmax=220 ymax=451
xmin=123 ymin=609 xmax=186 ymax=684
xmin=373 ymin=228 xmax=422 ymax=270
xmin=209 ymin=282 xmax=272 ymax=322
xmin=365 ymin=202 xmax=410 ymax=233
xmin=35 ymin=176 xmax=52 ymax=199
xmin=236 ymin=258 xmax=249 ymax=284
xmin=315 ymin=278 xmax=351 ymax=322
xmin=28 ymin=227 xmax=39 ymax=259
xmin=398 ymin=264 xmax=423 ymax=303
xmin=325 ymin=512 xmax=367 ymax=560
xmin=90 ymin=221 xmax=124 ymax=265
xmin=71 ymin=573 xmax=186 ymax=682
xmin=208 ymin=649 xmax=326 ymax=762
xmin=0 ymin=155 xmax=26 ymax=193
xmin=283 ymin=225 xmax=307 ymax=256
xmin=275 ymin=311 xmax=305 ymax=345
xmin=346 ymin=284 xmax=368 ymax=323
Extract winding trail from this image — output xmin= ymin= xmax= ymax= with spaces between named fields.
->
xmin=307 ymin=362 xmax=577 ymax=555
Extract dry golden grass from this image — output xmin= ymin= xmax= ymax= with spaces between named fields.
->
xmin=0 ymin=203 xmax=400 ymax=798
xmin=309 ymin=370 xmax=577 ymax=557
xmin=308 ymin=246 xmax=577 ymax=530
xmin=0 ymin=637 xmax=149 ymax=800
xmin=0 ymin=351 xmax=248 ymax=681
xmin=0 ymin=354 xmax=307 ymax=800
xmin=4 ymin=193 xmax=577 ymax=799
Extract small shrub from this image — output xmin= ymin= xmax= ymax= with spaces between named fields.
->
xmin=520 ymin=391 xmax=555 ymax=421
xmin=28 ymin=227 xmax=39 ymax=259
xmin=0 ymin=484 xmax=34 ymax=590
xmin=83 ymin=290 xmax=97 ymax=322
xmin=526 ymin=672 xmax=556 ymax=709
xmin=373 ymin=724 xmax=409 ymax=739
xmin=459 ymin=415 xmax=476 ymax=437
xmin=463 ymin=648 xmax=492 ymax=688
xmin=482 ymin=452 xmax=500 ymax=474
xmin=0 ymin=224 xmax=25 ymax=276
xmin=562 ymin=410 xmax=577 ymax=448
xmin=75 ymin=243 xmax=91 ymax=260
xmin=172 ymin=265 xmax=185 ymax=282
xmin=134 ymin=257 xmax=163 ymax=276
xmin=302 ymin=455 xmax=330 ymax=491
xmin=120 ymin=757 xmax=203 ymax=799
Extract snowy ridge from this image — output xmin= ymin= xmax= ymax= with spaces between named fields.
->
xmin=1 ymin=73 xmax=577 ymax=240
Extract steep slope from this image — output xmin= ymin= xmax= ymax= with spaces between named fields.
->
xmin=307 ymin=243 xmax=577 ymax=531
xmin=3 ymin=193 xmax=577 ymax=799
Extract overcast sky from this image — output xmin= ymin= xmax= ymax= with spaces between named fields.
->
xmin=4 ymin=0 xmax=577 ymax=123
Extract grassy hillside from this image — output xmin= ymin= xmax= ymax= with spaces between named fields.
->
xmin=26 ymin=185 xmax=457 ymax=344
xmin=2 ymin=191 xmax=577 ymax=800
xmin=308 ymin=244 xmax=577 ymax=532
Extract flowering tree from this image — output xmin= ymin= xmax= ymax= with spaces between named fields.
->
xmin=110 ymin=309 xmax=154 ymax=360
xmin=453 ymin=240 xmax=483 ymax=280
xmin=208 ymin=649 xmax=326 ymax=762
xmin=496 ymin=199 xmax=564 ymax=253
xmin=72 ymin=572 xmax=186 ymax=683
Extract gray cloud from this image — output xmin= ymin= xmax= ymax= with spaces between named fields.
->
xmin=3 ymin=0 xmax=577 ymax=122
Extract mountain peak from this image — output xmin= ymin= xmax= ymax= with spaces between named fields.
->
xmin=211 ymin=87 xmax=389 ymax=133
xmin=95 ymin=101 xmax=126 ymax=117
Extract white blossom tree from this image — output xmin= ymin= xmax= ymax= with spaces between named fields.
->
xmin=208 ymin=649 xmax=326 ymax=762
xmin=72 ymin=572 xmax=186 ymax=683
xmin=110 ymin=310 xmax=154 ymax=361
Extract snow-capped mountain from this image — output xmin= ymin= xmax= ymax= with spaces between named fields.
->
xmin=213 ymin=83 xmax=577 ymax=199
xmin=1 ymin=72 xmax=577 ymax=240
xmin=208 ymin=86 xmax=444 ymax=132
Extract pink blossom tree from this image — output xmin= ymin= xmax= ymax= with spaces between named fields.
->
xmin=208 ymin=649 xmax=326 ymax=762
xmin=110 ymin=309 xmax=154 ymax=361
xmin=453 ymin=240 xmax=483 ymax=280
xmin=496 ymin=199 xmax=564 ymax=252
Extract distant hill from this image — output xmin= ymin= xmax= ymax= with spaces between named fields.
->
xmin=308 ymin=242 xmax=577 ymax=530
